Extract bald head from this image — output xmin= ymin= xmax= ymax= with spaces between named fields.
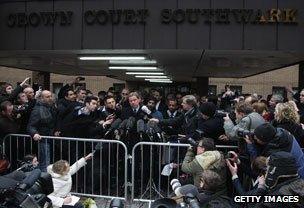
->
xmin=23 ymin=87 xmax=34 ymax=100
xmin=41 ymin=90 xmax=53 ymax=105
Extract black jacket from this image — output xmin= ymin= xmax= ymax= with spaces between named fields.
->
xmin=56 ymin=98 xmax=79 ymax=130
xmin=198 ymin=190 xmax=235 ymax=208
xmin=162 ymin=110 xmax=182 ymax=135
xmin=60 ymin=107 xmax=105 ymax=138
xmin=160 ymin=107 xmax=202 ymax=137
xmin=293 ymin=92 xmax=304 ymax=123
xmin=156 ymin=100 xmax=168 ymax=116
xmin=259 ymin=128 xmax=294 ymax=157
xmin=121 ymin=105 xmax=149 ymax=121
xmin=27 ymin=101 xmax=57 ymax=137
xmin=198 ymin=115 xmax=225 ymax=142
xmin=0 ymin=115 xmax=20 ymax=139
xmin=0 ymin=85 xmax=23 ymax=104
xmin=97 ymin=107 xmax=122 ymax=121
xmin=252 ymin=178 xmax=304 ymax=208
xmin=272 ymin=120 xmax=304 ymax=147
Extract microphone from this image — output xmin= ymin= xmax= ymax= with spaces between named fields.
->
xmin=114 ymin=119 xmax=128 ymax=139
xmin=126 ymin=117 xmax=136 ymax=135
xmin=92 ymin=142 xmax=103 ymax=155
xmin=104 ymin=118 xmax=122 ymax=137
xmin=137 ymin=119 xmax=146 ymax=139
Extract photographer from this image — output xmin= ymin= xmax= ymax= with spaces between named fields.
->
xmin=198 ymin=170 xmax=234 ymax=207
xmin=0 ymin=165 xmax=53 ymax=208
xmin=181 ymin=138 xmax=226 ymax=189
xmin=198 ymin=102 xmax=225 ymax=142
xmin=223 ymin=102 xmax=265 ymax=142
xmin=0 ymin=77 xmax=30 ymax=104
xmin=98 ymin=96 xmax=121 ymax=120
xmin=254 ymin=152 xmax=304 ymax=207
xmin=0 ymin=101 xmax=20 ymax=139
xmin=246 ymin=123 xmax=304 ymax=178
xmin=226 ymin=154 xmax=267 ymax=195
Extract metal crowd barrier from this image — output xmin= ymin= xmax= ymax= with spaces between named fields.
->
xmin=2 ymin=134 xmax=241 ymax=207
xmin=2 ymin=134 xmax=129 ymax=203
xmin=130 ymin=141 xmax=238 ymax=204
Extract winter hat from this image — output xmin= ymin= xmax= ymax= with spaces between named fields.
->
xmin=200 ymin=102 xmax=216 ymax=118
xmin=265 ymin=151 xmax=298 ymax=189
xmin=254 ymin=123 xmax=276 ymax=142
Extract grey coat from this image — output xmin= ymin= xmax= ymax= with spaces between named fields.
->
xmin=224 ymin=112 xmax=265 ymax=140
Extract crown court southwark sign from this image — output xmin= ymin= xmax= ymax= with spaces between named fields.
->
xmin=6 ymin=8 xmax=298 ymax=27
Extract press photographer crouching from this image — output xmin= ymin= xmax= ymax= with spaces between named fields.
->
xmin=245 ymin=123 xmax=304 ymax=178
xmin=0 ymin=165 xmax=53 ymax=207
xmin=181 ymin=138 xmax=226 ymax=189
xmin=254 ymin=151 xmax=304 ymax=207
xmin=152 ymin=171 xmax=235 ymax=208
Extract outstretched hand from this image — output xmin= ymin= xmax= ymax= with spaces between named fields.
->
xmin=226 ymin=159 xmax=238 ymax=176
xmin=85 ymin=153 xmax=93 ymax=161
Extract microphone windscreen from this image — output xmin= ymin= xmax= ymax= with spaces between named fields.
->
xmin=126 ymin=117 xmax=136 ymax=130
xmin=137 ymin=119 xmax=146 ymax=133
xmin=110 ymin=118 xmax=122 ymax=130
xmin=119 ymin=119 xmax=128 ymax=129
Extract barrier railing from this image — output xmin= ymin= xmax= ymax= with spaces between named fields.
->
xmin=131 ymin=141 xmax=238 ymax=204
xmin=2 ymin=134 xmax=129 ymax=203
xmin=2 ymin=134 xmax=241 ymax=207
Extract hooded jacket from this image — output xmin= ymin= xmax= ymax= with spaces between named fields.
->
xmin=47 ymin=158 xmax=86 ymax=208
xmin=248 ymin=128 xmax=304 ymax=178
xmin=182 ymin=149 xmax=226 ymax=188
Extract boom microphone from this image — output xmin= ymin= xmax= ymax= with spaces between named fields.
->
xmin=126 ymin=117 xmax=136 ymax=135
xmin=137 ymin=119 xmax=146 ymax=139
xmin=104 ymin=118 xmax=122 ymax=137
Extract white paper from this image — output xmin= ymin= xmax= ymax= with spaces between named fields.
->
xmin=161 ymin=163 xmax=174 ymax=176
xmin=66 ymin=195 xmax=80 ymax=206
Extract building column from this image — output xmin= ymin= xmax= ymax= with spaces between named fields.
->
xmin=195 ymin=77 xmax=209 ymax=96
xmin=299 ymin=62 xmax=304 ymax=91
xmin=32 ymin=71 xmax=50 ymax=90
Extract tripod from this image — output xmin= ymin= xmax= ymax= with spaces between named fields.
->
xmin=139 ymin=135 xmax=165 ymax=200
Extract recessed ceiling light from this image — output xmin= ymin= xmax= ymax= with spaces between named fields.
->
xmin=145 ymin=79 xmax=171 ymax=81
xmin=79 ymin=56 xmax=146 ymax=60
xmin=126 ymin=72 xmax=164 ymax=75
xmin=109 ymin=66 xmax=158 ymax=70
xmin=110 ymin=60 xmax=157 ymax=65
xmin=149 ymin=80 xmax=173 ymax=83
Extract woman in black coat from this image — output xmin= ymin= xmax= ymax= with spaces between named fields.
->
xmin=272 ymin=102 xmax=304 ymax=147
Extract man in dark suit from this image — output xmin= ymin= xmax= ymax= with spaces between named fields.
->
xmin=121 ymin=91 xmax=151 ymax=121
xmin=151 ymin=95 xmax=202 ymax=139
xmin=153 ymin=89 xmax=168 ymax=116
xmin=162 ymin=98 xmax=182 ymax=135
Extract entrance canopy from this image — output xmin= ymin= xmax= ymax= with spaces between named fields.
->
xmin=0 ymin=49 xmax=302 ymax=82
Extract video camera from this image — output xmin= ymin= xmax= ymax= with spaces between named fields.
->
xmin=178 ymin=130 xmax=204 ymax=148
xmin=236 ymin=129 xmax=254 ymax=138
xmin=0 ymin=169 xmax=54 ymax=208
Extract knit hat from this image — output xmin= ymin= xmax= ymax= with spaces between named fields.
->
xmin=200 ymin=102 xmax=216 ymax=118
xmin=254 ymin=123 xmax=276 ymax=142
